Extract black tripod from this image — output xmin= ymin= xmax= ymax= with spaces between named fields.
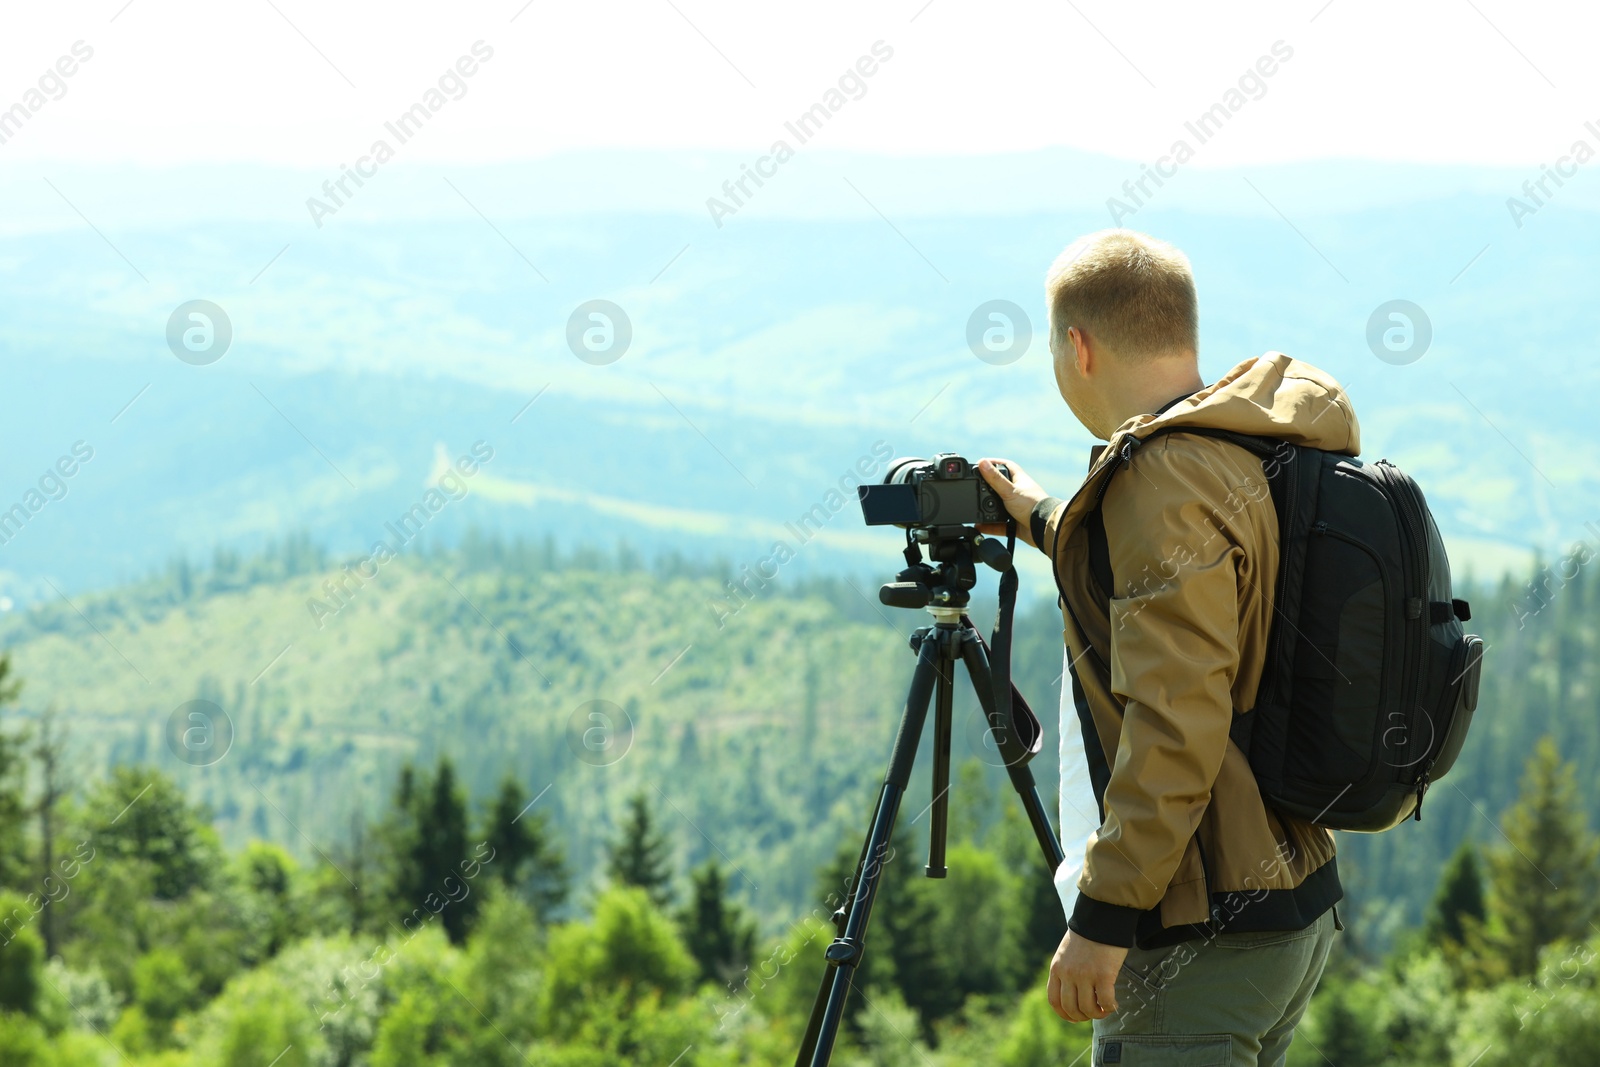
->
xmin=794 ymin=527 xmax=1066 ymax=1067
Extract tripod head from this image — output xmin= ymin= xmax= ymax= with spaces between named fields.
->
xmin=878 ymin=525 xmax=1013 ymax=610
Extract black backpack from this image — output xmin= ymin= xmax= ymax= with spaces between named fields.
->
xmin=1093 ymin=427 xmax=1485 ymax=833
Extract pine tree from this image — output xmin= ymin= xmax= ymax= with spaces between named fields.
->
xmin=678 ymin=858 xmax=757 ymax=986
xmin=0 ymin=656 xmax=28 ymax=891
xmin=30 ymin=705 xmax=69 ymax=956
xmin=811 ymin=833 xmax=898 ymax=1026
xmin=1485 ymin=737 xmax=1600 ymax=975
xmin=329 ymin=810 xmax=374 ymax=934
xmin=388 ymin=758 xmax=480 ymax=944
xmin=875 ymin=824 xmax=955 ymax=1030
xmin=481 ymin=776 xmax=568 ymax=921
xmin=994 ymin=782 xmax=1066 ymax=994
xmin=0 ymin=893 xmax=41 ymax=1015
xmin=1314 ymin=978 xmax=1387 ymax=1067
xmin=87 ymin=767 xmax=215 ymax=900
xmin=379 ymin=761 xmax=420 ymax=922
xmin=1424 ymin=842 xmax=1486 ymax=946
xmin=417 ymin=759 xmax=478 ymax=944
xmin=606 ymin=791 xmax=673 ymax=907
xmin=1009 ymin=848 xmax=1067 ymax=993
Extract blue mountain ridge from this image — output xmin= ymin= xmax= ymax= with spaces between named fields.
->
xmin=1 ymin=149 xmax=1594 ymax=609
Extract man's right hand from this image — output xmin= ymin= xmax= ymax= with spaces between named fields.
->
xmin=977 ymin=458 xmax=1052 ymax=549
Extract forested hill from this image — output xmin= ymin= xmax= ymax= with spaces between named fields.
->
xmin=0 ymin=534 xmax=957 ymax=926
xmin=0 ymin=533 xmax=1593 ymax=939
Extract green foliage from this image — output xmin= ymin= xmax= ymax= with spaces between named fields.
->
xmin=542 ymin=887 xmax=697 ymax=1041
xmin=679 ymin=859 xmax=757 ymax=987
xmin=109 ymin=1004 xmax=155 ymax=1057
xmin=481 ymin=777 xmax=568 ymax=922
xmin=871 ymin=827 xmax=958 ymax=1031
xmin=3 ymin=536 xmax=1598 ymax=960
xmin=83 ymin=768 xmax=218 ymax=902
xmin=841 ymin=985 xmax=934 ymax=1067
xmin=61 ymin=817 xmax=291 ymax=1011
xmin=369 ymin=988 xmax=454 ymax=1067
xmin=0 ymin=652 xmax=24 ymax=710
xmin=1460 ymin=934 xmax=1600 ymax=1067
xmin=54 ymin=854 xmax=150 ymax=996
xmin=713 ymin=911 xmax=831 ymax=1048
xmin=804 ymin=820 xmax=1048 ymax=1042
xmin=917 ymin=844 xmax=1023 ymax=1009
xmin=0 ymin=654 xmax=30 ymax=889
xmin=989 ymin=981 xmax=1093 ymax=1067
xmin=8 ymin=753 xmax=1600 ymax=1066
xmin=31 ymin=1028 xmax=106 ymax=1067
xmin=0 ymin=1011 xmax=49 ymax=1066
xmin=3 ymin=548 xmax=1600 ymax=1062
xmin=315 ymin=813 xmax=378 ymax=936
xmin=810 ymin=837 xmax=898 ymax=1015
xmin=133 ymin=948 xmax=199 ymax=1033
xmin=533 ymin=987 xmax=722 ymax=1067
xmin=1424 ymin=842 xmax=1487 ymax=947
xmin=454 ymin=887 xmax=545 ymax=1056
xmin=605 ymin=793 xmax=674 ymax=908
xmin=207 ymin=975 xmax=321 ymax=1067
xmin=0 ymin=892 xmax=43 ymax=1016
xmin=1289 ymin=973 xmax=1390 ymax=1067
xmin=235 ymin=842 xmax=300 ymax=959
xmin=0 ymin=543 xmax=924 ymax=932
xmin=386 ymin=759 xmax=483 ymax=946
xmin=36 ymin=959 xmax=120 ymax=1037
xmin=1483 ymin=737 xmax=1600 ymax=976
xmin=994 ymin=800 xmax=1067 ymax=989
xmin=182 ymin=934 xmax=387 ymax=1067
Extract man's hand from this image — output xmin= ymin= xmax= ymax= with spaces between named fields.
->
xmin=977 ymin=458 xmax=1052 ymax=548
xmin=1046 ymin=929 xmax=1128 ymax=1023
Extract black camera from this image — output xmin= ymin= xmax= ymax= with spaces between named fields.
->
xmin=858 ymin=453 xmax=1009 ymax=528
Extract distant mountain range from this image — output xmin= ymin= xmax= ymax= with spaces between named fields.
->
xmin=2 ymin=148 xmax=1595 ymax=611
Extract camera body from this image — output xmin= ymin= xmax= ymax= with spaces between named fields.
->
xmin=858 ymin=453 xmax=1009 ymax=528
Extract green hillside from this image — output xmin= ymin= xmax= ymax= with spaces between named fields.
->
xmin=1 ymin=536 xmax=1025 ymax=924
xmin=2 ymin=530 xmax=1595 ymax=940
xmin=1 ymin=536 xmax=1599 ymax=1064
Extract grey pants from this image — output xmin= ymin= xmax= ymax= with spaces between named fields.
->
xmin=1090 ymin=906 xmax=1339 ymax=1066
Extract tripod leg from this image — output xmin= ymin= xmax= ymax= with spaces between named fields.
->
xmin=958 ymin=633 xmax=1067 ymax=872
xmin=926 ymin=649 xmax=954 ymax=878
xmin=794 ymin=630 xmax=944 ymax=1067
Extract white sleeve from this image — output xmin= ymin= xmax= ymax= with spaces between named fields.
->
xmin=1054 ymin=644 xmax=1102 ymax=919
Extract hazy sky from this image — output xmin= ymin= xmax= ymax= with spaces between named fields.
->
xmin=0 ymin=0 xmax=1593 ymax=167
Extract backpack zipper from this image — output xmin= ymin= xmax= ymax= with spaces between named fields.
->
xmin=1413 ymin=757 xmax=1435 ymax=821
xmin=1375 ymin=461 xmax=1433 ymax=799
xmin=1258 ymin=445 xmax=1299 ymax=715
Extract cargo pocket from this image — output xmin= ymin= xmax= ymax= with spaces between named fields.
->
xmin=1113 ymin=940 xmax=1199 ymax=1031
xmin=1096 ymin=1033 xmax=1232 ymax=1065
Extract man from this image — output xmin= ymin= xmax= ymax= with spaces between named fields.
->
xmin=977 ymin=229 xmax=1353 ymax=1066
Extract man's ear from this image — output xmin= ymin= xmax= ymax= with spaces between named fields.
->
xmin=1071 ymin=326 xmax=1093 ymax=377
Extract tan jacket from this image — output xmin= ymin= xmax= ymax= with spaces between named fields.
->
xmin=1039 ymin=352 xmax=1356 ymax=949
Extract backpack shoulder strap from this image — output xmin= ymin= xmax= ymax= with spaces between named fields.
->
xmin=1090 ymin=425 xmax=1289 ymax=519
xmin=1130 ymin=424 xmax=1285 ymax=459
xmin=1095 ymin=425 xmax=1324 ymax=765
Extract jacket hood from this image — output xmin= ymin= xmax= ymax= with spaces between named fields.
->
xmin=1122 ymin=352 xmax=1360 ymax=456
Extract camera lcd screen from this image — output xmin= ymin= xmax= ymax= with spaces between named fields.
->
xmin=857 ymin=484 xmax=920 ymax=526
xmin=918 ymin=479 xmax=980 ymax=524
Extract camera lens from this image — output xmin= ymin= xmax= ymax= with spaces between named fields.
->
xmin=884 ymin=458 xmax=927 ymax=485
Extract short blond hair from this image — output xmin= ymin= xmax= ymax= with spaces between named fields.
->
xmin=1046 ymin=229 xmax=1198 ymax=361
